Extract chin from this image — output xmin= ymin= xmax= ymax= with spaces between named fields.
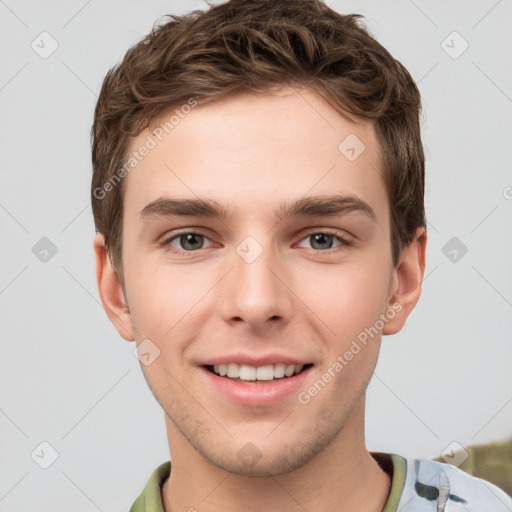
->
xmin=196 ymin=425 xmax=337 ymax=477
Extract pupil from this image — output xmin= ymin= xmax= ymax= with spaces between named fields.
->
xmin=311 ymin=233 xmax=333 ymax=250
xmin=181 ymin=234 xmax=203 ymax=250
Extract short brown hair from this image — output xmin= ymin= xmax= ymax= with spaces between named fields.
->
xmin=91 ymin=0 xmax=426 ymax=288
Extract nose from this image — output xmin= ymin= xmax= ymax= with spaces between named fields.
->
xmin=218 ymin=239 xmax=294 ymax=332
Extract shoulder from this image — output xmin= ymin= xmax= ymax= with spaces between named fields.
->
xmin=397 ymin=456 xmax=512 ymax=511
xmin=129 ymin=461 xmax=170 ymax=512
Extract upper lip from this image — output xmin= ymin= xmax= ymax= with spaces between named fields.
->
xmin=200 ymin=353 xmax=313 ymax=367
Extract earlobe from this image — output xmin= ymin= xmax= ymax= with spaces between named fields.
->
xmin=93 ymin=233 xmax=135 ymax=341
xmin=382 ymin=227 xmax=427 ymax=336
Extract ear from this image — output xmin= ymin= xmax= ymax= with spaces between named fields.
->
xmin=382 ymin=227 xmax=427 ymax=335
xmin=93 ymin=233 xmax=135 ymax=341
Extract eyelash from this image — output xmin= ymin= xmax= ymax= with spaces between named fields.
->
xmin=159 ymin=229 xmax=353 ymax=256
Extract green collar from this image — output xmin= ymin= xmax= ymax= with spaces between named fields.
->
xmin=129 ymin=460 xmax=170 ymax=512
xmin=129 ymin=452 xmax=407 ymax=512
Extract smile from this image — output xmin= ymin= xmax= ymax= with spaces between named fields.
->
xmin=206 ymin=363 xmax=313 ymax=381
xmin=201 ymin=362 xmax=314 ymax=406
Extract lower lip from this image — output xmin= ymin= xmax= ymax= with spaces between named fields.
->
xmin=200 ymin=366 xmax=313 ymax=407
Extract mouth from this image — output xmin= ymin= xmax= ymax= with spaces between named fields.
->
xmin=199 ymin=356 xmax=315 ymax=406
xmin=203 ymin=363 xmax=314 ymax=382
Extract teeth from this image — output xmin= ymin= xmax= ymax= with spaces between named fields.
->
xmin=239 ymin=364 xmax=256 ymax=380
xmin=273 ymin=363 xmax=286 ymax=378
xmin=211 ymin=363 xmax=307 ymax=381
xmin=256 ymin=365 xmax=274 ymax=380
xmin=284 ymin=364 xmax=295 ymax=377
xmin=227 ymin=363 xmax=238 ymax=378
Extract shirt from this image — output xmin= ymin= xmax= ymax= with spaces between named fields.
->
xmin=129 ymin=452 xmax=512 ymax=511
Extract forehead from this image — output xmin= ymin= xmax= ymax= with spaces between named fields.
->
xmin=122 ymin=87 xmax=387 ymax=224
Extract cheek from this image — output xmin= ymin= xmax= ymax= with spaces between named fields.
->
xmin=300 ymin=257 xmax=391 ymax=342
xmin=124 ymin=258 xmax=200 ymax=337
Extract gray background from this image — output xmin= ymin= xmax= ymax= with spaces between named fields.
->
xmin=1 ymin=0 xmax=511 ymax=510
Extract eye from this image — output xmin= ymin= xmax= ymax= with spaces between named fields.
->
xmin=161 ymin=232 xmax=215 ymax=253
xmin=159 ymin=229 xmax=352 ymax=255
xmin=297 ymin=231 xmax=352 ymax=252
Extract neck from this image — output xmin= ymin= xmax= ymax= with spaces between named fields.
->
xmin=161 ymin=400 xmax=391 ymax=512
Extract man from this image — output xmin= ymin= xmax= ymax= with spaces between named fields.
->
xmin=90 ymin=0 xmax=512 ymax=510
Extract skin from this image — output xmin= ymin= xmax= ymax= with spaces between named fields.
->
xmin=94 ymin=87 xmax=426 ymax=511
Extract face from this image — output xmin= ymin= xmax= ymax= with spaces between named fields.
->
xmin=118 ymin=88 xmax=401 ymax=476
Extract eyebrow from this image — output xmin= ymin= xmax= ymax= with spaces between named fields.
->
xmin=139 ymin=194 xmax=377 ymax=223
